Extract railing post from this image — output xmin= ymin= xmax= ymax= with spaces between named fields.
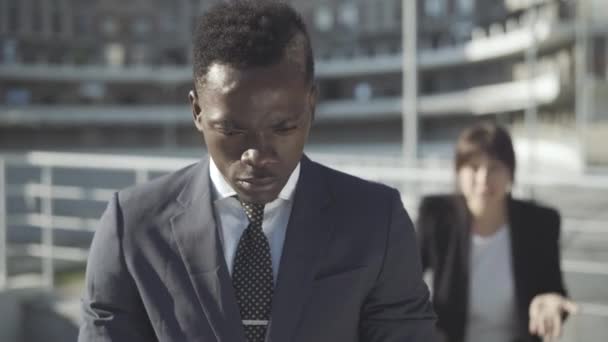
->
xmin=135 ymin=169 xmax=149 ymax=184
xmin=0 ymin=158 xmax=7 ymax=289
xmin=41 ymin=166 xmax=54 ymax=289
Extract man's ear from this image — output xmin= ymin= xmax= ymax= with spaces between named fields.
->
xmin=189 ymin=90 xmax=204 ymax=132
xmin=309 ymin=83 xmax=318 ymax=123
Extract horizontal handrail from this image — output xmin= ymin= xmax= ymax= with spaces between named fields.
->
xmin=4 ymin=151 xmax=608 ymax=189
xmin=8 ymin=214 xmax=99 ymax=232
xmin=8 ymin=244 xmax=89 ymax=262
xmin=578 ymin=302 xmax=608 ymax=317
xmin=8 ymin=211 xmax=608 ymax=237
xmin=2 ymin=151 xmax=608 ymax=292
xmin=2 ymin=151 xmax=197 ymax=172
xmin=6 ymin=238 xmax=608 ymax=278
xmin=7 ymin=183 xmax=116 ymax=202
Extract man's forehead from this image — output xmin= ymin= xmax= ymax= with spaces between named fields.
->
xmin=204 ymin=63 xmax=240 ymax=94
xmin=201 ymin=59 xmax=306 ymax=93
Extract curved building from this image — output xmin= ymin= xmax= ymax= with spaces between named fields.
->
xmin=0 ymin=0 xmax=606 ymax=167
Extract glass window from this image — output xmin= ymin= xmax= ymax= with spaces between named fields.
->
xmin=457 ymin=0 xmax=474 ymax=15
xmin=132 ymin=17 xmax=150 ymax=36
xmin=314 ymin=5 xmax=334 ymax=31
xmin=51 ymin=0 xmax=62 ymax=34
xmin=32 ymin=0 xmax=43 ymax=32
xmin=105 ymin=43 xmax=125 ymax=66
xmin=2 ymin=39 xmax=17 ymax=64
xmin=74 ymin=12 xmax=90 ymax=34
xmin=338 ymin=2 xmax=358 ymax=28
xmin=593 ymin=36 xmax=607 ymax=80
xmin=102 ymin=16 xmax=119 ymax=35
xmin=8 ymin=0 xmax=19 ymax=33
xmin=424 ymin=0 xmax=445 ymax=17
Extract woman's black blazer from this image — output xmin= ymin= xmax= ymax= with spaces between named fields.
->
xmin=416 ymin=194 xmax=567 ymax=342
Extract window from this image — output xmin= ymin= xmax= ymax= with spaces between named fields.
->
xmin=51 ymin=0 xmax=62 ymax=34
xmin=132 ymin=17 xmax=150 ymax=36
xmin=8 ymin=0 xmax=19 ymax=33
xmin=314 ymin=6 xmax=334 ymax=31
xmin=32 ymin=0 xmax=43 ymax=32
xmin=593 ymin=36 xmax=607 ymax=80
xmin=2 ymin=39 xmax=18 ymax=64
xmin=105 ymin=43 xmax=125 ymax=66
xmin=74 ymin=12 xmax=90 ymax=34
xmin=361 ymin=1 xmax=379 ymax=32
xmin=102 ymin=16 xmax=119 ymax=35
xmin=160 ymin=14 xmax=176 ymax=33
xmin=338 ymin=2 xmax=358 ymax=28
xmin=381 ymin=0 xmax=395 ymax=30
xmin=457 ymin=0 xmax=474 ymax=15
xmin=424 ymin=0 xmax=445 ymax=17
xmin=354 ymin=82 xmax=373 ymax=101
xmin=131 ymin=45 xmax=147 ymax=65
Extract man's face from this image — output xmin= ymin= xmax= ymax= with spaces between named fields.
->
xmin=190 ymin=59 xmax=316 ymax=204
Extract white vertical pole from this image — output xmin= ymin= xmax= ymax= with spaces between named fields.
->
xmin=575 ymin=0 xmax=590 ymax=172
xmin=0 ymin=159 xmax=7 ymax=290
xmin=135 ymin=170 xmax=149 ymax=184
xmin=524 ymin=9 xmax=538 ymax=198
xmin=41 ymin=166 xmax=54 ymax=289
xmin=402 ymin=0 xmax=418 ymax=166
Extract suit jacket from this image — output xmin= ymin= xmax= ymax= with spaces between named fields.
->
xmin=416 ymin=194 xmax=567 ymax=342
xmin=79 ymin=156 xmax=437 ymax=342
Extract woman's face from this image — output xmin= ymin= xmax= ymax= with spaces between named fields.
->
xmin=457 ymin=153 xmax=512 ymax=215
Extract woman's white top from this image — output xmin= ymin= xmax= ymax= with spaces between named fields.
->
xmin=465 ymin=225 xmax=519 ymax=342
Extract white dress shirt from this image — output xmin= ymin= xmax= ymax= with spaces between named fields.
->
xmin=465 ymin=225 xmax=519 ymax=342
xmin=209 ymin=157 xmax=300 ymax=283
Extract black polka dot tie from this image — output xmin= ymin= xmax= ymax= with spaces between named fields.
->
xmin=232 ymin=201 xmax=273 ymax=342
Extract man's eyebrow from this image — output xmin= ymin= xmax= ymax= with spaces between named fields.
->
xmin=208 ymin=119 xmax=239 ymax=128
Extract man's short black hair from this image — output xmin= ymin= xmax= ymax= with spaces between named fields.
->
xmin=192 ymin=0 xmax=314 ymax=87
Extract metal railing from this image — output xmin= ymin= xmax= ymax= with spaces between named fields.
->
xmin=1 ymin=151 xmax=608 ymax=323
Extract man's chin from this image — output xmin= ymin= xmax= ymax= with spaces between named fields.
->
xmin=235 ymin=190 xmax=280 ymax=205
xmin=233 ymin=179 xmax=284 ymax=204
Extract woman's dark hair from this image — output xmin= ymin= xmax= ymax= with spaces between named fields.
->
xmin=454 ymin=122 xmax=516 ymax=180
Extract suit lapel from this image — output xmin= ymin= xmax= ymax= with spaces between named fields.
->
xmin=267 ymin=156 xmax=333 ymax=342
xmin=450 ymin=195 xmax=472 ymax=341
xmin=170 ymin=160 xmax=245 ymax=342
xmin=506 ymin=198 xmax=530 ymax=333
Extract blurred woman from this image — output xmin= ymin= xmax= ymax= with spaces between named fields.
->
xmin=417 ymin=122 xmax=577 ymax=342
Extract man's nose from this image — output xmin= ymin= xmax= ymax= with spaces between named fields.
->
xmin=241 ymin=134 xmax=277 ymax=168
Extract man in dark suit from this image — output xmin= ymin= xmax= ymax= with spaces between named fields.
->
xmin=78 ymin=1 xmax=437 ymax=341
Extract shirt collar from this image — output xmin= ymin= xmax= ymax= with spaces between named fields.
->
xmin=209 ymin=157 xmax=300 ymax=202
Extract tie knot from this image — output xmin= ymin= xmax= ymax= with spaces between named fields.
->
xmin=240 ymin=201 xmax=265 ymax=225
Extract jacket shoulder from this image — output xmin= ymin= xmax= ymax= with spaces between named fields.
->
xmin=510 ymin=198 xmax=561 ymax=238
xmin=511 ymin=198 xmax=560 ymax=221
xmin=116 ymin=162 xmax=200 ymax=215
xmin=313 ymin=161 xmax=399 ymax=201
xmin=418 ymin=194 xmax=458 ymax=216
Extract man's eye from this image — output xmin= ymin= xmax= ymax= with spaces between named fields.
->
xmin=274 ymin=126 xmax=297 ymax=134
xmin=217 ymin=127 xmax=243 ymax=136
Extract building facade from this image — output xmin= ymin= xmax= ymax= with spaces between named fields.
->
xmin=1 ymin=0 xmax=607 ymax=165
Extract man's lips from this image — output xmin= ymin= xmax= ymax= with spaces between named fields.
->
xmin=237 ymin=176 xmax=279 ymax=190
